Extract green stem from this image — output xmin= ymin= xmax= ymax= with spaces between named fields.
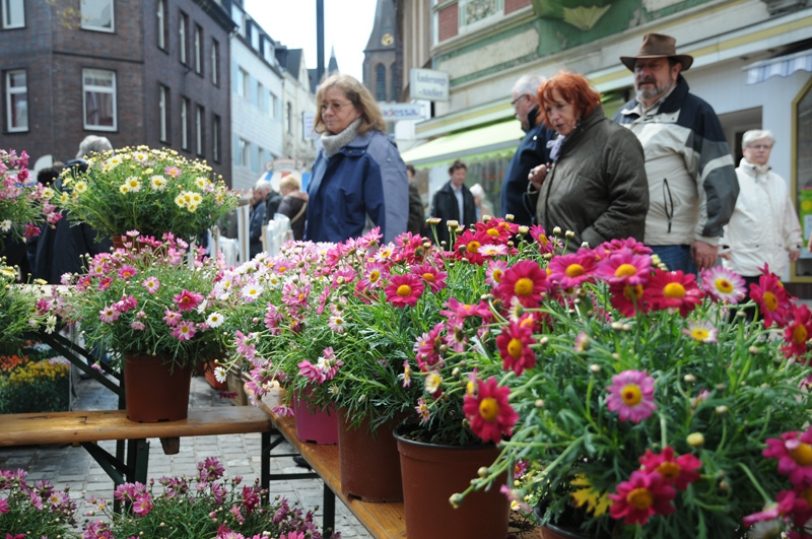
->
xmin=736 ymin=463 xmax=772 ymax=503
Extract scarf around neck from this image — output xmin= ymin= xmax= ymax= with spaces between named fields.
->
xmin=321 ymin=118 xmax=362 ymax=158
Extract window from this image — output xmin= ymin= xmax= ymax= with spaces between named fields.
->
xmin=257 ymin=147 xmax=265 ymax=174
xmin=178 ymin=11 xmax=188 ymax=65
xmin=237 ymin=67 xmax=248 ymax=98
xmin=4 ymin=69 xmax=27 ymax=132
xmin=193 ymin=24 xmax=202 ymax=75
xmin=195 ymin=105 xmax=204 ymax=156
xmin=391 ymin=62 xmax=399 ymax=102
xmin=180 ymin=97 xmax=189 ymax=150
xmin=231 ymin=5 xmax=244 ymax=36
xmin=82 ymin=69 xmax=116 ymax=131
xmin=81 ymin=0 xmax=114 ymax=32
xmin=211 ymin=39 xmax=220 ymax=86
xmin=2 ymin=0 xmax=24 ymax=29
xmin=212 ymin=114 xmax=221 ymax=163
xmin=286 ymin=102 xmax=292 ymax=135
xmin=237 ymin=138 xmax=248 ymax=166
xmin=270 ymin=91 xmax=278 ymax=118
xmin=375 ymin=64 xmax=386 ymax=101
xmin=156 ymin=0 xmax=167 ymax=50
xmin=257 ymin=81 xmax=266 ymax=112
xmin=158 ymin=84 xmax=169 ymax=142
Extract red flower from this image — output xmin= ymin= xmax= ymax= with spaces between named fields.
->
xmin=750 ymin=267 xmax=791 ymax=328
xmin=642 ymin=269 xmax=703 ymax=316
xmin=493 ymin=260 xmax=547 ymax=308
xmin=384 ymin=273 xmax=425 ymax=307
xmin=610 ymin=283 xmax=646 ymax=317
xmin=411 ymin=263 xmax=447 ymax=293
xmin=638 ymin=446 xmax=701 ymax=491
xmin=173 ymin=289 xmax=204 ymax=312
xmin=496 ymin=315 xmax=537 ymax=375
xmin=474 ymin=218 xmax=517 ymax=245
xmin=547 ymin=251 xmax=598 ymax=289
xmin=463 ymin=377 xmax=518 ymax=444
xmin=782 ymin=304 xmax=812 ymax=359
xmin=529 ymin=225 xmax=559 ymax=254
xmin=764 ymin=427 xmax=812 ymax=487
xmin=609 ymin=470 xmax=676 ymax=525
xmin=453 ymin=228 xmax=490 ymax=265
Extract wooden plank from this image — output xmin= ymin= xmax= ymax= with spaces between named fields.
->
xmin=0 ymin=406 xmax=271 ymax=447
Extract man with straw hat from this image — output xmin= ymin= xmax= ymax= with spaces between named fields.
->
xmin=615 ymin=33 xmax=738 ymax=273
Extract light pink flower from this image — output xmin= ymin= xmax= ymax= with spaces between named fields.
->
xmin=607 ymin=370 xmax=657 ymax=423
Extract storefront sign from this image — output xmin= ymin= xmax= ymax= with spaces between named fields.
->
xmin=410 ymin=69 xmax=449 ymax=102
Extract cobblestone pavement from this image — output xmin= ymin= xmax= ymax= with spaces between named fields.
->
xmin=0 ymin=373 xmax=372 ymax=538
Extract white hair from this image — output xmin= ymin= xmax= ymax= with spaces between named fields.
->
xmin=76 ymin=135 xmax=112 ymax=158
xmin=254 ymin=178 xmax=271 ymax=191
xmin=742 ymin=129 xmax=775 ymax=148
xmin=512 ymin=74 xmax=545 ymax=99
xmin=469 ymin=183 xmax=485 ymax=198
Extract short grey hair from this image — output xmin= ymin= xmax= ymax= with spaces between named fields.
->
xmin=512 ymin=74 xmax=545 ymax=99
xmin=254 ymin=178 xmax=271 ymax=191
xmin=742 ymin=129 xmax=775 ymax=148
xmin=76 ymin=135 xmax=112 ymax=158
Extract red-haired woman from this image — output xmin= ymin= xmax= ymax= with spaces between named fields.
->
xmin=528 ymin=71 xmax=648 ymax=249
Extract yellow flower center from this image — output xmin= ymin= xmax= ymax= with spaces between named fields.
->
xmin=396 ymin=284 xmax=412 ymax=297
xmin=422 ymin=272 xmax=436 ymax=282
xmin=614 ymin=264 xmax=637 ymax=278
xmin=466 ymin=241 xmax=481 ymax=254
xmin=507 ymin=338 xmax=524 ymax=358
xmin=792 ymin=324 xmax=808 ymax=345
xmin=656 ymin=461 xmax=681 ymax=480
xmin=487 ymin=228 xmax=499 ymax=238
xmin=663 ymin=282 xmax=686 ymax=299
xmin=623 ymin=284 xmax=644 ymax=301
xmin=690 ymin=328 xmax=710 ymax=341
xmin=479 ymin=397 xmax=500 ymax=422
xmin=565 ymin=264 xmax=585 ymax=278
xmin=801 ymin=487 xmax=812 ymax=506
xmin=626 ymin=488 xmax=653 ymax=510
xmin=763 ymin=291 xmax=778 ymax=312
xmin=790 ymin=442 xmax=812 ymax=466
xmin=620 ymin=384 xmax=643 ymax=406
xmin=514 ymin=277 xmax=533 ymax=297
xmin=369 ymin=270 xmax=381 ymax=283
xmin=714 ymin=277 xmax=734 ymax=294
xmin=492 ymin=269 xmax=504 ymax=283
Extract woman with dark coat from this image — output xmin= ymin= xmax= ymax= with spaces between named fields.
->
xmin=528 ymin=72 xmax=649 ymax=249
xmin=277 ymin=173 xmax=308 ymax=241
xmin=429 ymin=160 xmax=477 ymax=248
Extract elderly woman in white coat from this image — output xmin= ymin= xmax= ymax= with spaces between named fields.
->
xmin=722 ymin=129 xmax=802 ymax=283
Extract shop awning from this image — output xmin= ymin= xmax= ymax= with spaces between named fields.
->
xmin=745 ymin=49 xmax=812 ymax=84
xmin=401 ymin=120 xmax=523 ymax=169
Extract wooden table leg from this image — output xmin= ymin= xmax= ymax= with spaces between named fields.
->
xmin=323 ymin=483 xmax=335 ymax=537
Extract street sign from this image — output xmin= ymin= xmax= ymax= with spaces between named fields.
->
xmin=410 ymin=68 xmax=449 ymax=102
xmin=378 ymin=102 xmax=431 ymax=122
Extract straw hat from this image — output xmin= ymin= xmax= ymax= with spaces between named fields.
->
xmin=620 ymin=33 xmax=693 ymax=71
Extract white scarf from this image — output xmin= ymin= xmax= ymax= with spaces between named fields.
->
xmin=321 ymin=119 xmax=362 ymax=158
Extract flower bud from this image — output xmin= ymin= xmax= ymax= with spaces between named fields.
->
xmin=535 ymin=399 xmax=545 ymax=408
xmin=683 ymin=374 xmax=696 ymax=383
xmin=517 ymin=225 xmax=529 ymax=235
xmin=426 ymin=217 xmax=441 ymax=226
xmin=449 ymin=493 xmax=463 ymax=508
xmin=446 ymin=220 xmax=459 ymax=229
xmin=715 ymin=405 xmax=729 ymax=415
xmin=452 ymin=367 xmax=460 ymax=377
xmin=552 ymin=226 xmax=562 ymax=235
xmin=718 ymin=480 xmax=730 ymax=492
xmin=477 ymin=467 xmax=488 ymax=477
xmin=589 ymin=364 xmax=601 ymax=373
xmin=611 ymin=321 xmax=624 ymax=330
xmin=581 ymin=242 xmax=589 ymax=249
xmin=565 ymin=230 xmax=575 ymax=239
xmin=687 ymin=432 xmax=705 ymax=447
xmin=539 ymin=337 xmax=549 ymax=346
xmin=505 ymin=214 xmax=515 ymax=222
xmin=748 ymin=346 xmax=760 ymax=354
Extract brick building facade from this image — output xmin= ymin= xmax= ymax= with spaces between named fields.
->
xmin=0 ymin=0 xmax=233 ymax=183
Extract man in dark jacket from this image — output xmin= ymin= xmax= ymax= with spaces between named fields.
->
xmin=500 ymin=74 xmax=555 ymax=226
xmin=614 ymin=33 xmax=738 ymax=272
xmin=429 ymin=160 xmax=476 ymax=247
xmin=249 ymin=181 xmax=268 ymax=258
xmin=405 ymin=164 xmax=424 ymax=235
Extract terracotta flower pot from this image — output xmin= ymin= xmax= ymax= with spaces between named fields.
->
xmin=292 ymin=392 xmax=338 ymax=444
xmin=337 ymin=409 xmax=403 ymax=502
xmin=124 ymin=354 xmax=192 ymax=422
xmin=394 ymin=426 xmax=509 ymax=539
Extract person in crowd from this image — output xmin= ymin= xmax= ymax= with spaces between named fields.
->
xmin=249 ymin=180 xmax=269 ymax=258
xmin=527 ymin=71 xmax=648 ymax=249
xmin=429 ymin=160 xmax=476 ymax=247
xmin=263 ymin=182 xmax=283 ymax=224
xmin=722 ymin=130 xmax=801 ymax=283
xmin=33 ymin=136 xmax=113 ymax=284
xmin=405 ymin=164 xmax=424 ymax=235
xmin=469 ymin=183 xmax=495 ymax=221
xmin=500 ymin=74 xmax=554 ymax=225
xmin=277 ymin=173 xmax=309 ymax=241
xmin=304 ymin=74 xmax=408 ymax=243
xmin=614 ymin=33 xmax=738 ymax=272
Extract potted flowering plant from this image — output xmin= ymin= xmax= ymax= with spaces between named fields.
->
xmin=82 ymin=457 xmax=334 ymax=539
xmin=0 ymin=261 xmax=57 ymax=355
xmin=451 ymin=238 xmax=812 ymax=538
xmin=59 ymin=233 xmax=228 ymax=421
xmin=0 ymin=468 xmax=77 ymax=538
xmin=54 ymin=146 xmax=237 ymax=242
xmin=0 ymin=148 xmax=62 ymax=247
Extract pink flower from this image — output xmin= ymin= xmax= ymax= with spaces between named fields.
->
xmin=781 ymin=304 xmax=812 ymax=359
xmin=493 ymin=260 xmax=547 ymax=308
xmin=749 ymin=266 xmax=791 ymax=328
xmin=609 ymin=470 xmax=676 ymax=525
xmin=638 ymin=446 xmax=701 ymax=491
xmin=607 ymin=370 xmax=656 ymax=423
xmin=414 ymin=322 xmax=444 ymax=371
xmin=130 ymin=321 xmax=146 ymax=331
xmin=411 ymin=263 xmax=447 ymax=293
xmin=763 ymin=427 xmax=812 ymax=487
xmin=99 ymin=305 xmax=120 ymax=323
xmin=486 ymin=260 xmax=508 ymax=287
xmin=163 ymin=309 xmax=182 ymax=326
xmin=142 ymin=276 xmax=160 ymax=294
xmin=463 ymin=376 xmax=518 ymax=444
xmin=547 ymin=251 xmax=598 ymax=289
xmin=643 ymin=269 xmax=703 ymax=316
xmin=131 ymin=494 xmax=153 ymax=516
xmin=172 ymin=320 xmax=196 ymax=341
xmin=495 ymin=315 xmax=537 ymax=375
xmin=0 ymin=498 xmax=8 ymax=514
xmin=596 ymin=250 xmax=651 ymax=286
xmin=700 ymin=265 xmax=746 ymax=304
xmin=164 ymin=165 xmax=181 ymax=177
xmin=117 ymin=265 xmax=137 ymax=280
xmin=384 ymin=273 xmax=425 ymax=307
xmin=173 ymin=289 xmax=203 ymax=312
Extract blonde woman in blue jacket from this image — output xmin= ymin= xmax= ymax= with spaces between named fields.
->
xmin=305 ymin=74 xmax=408 ymax=243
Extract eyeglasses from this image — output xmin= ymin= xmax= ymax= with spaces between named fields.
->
xmin=320 ymin=101 xmax=353 ymax=112
xmin=748 ymin=144 xmax=773 ymax=150
xmin=510 ymin=94 xmax=529 ymax=107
